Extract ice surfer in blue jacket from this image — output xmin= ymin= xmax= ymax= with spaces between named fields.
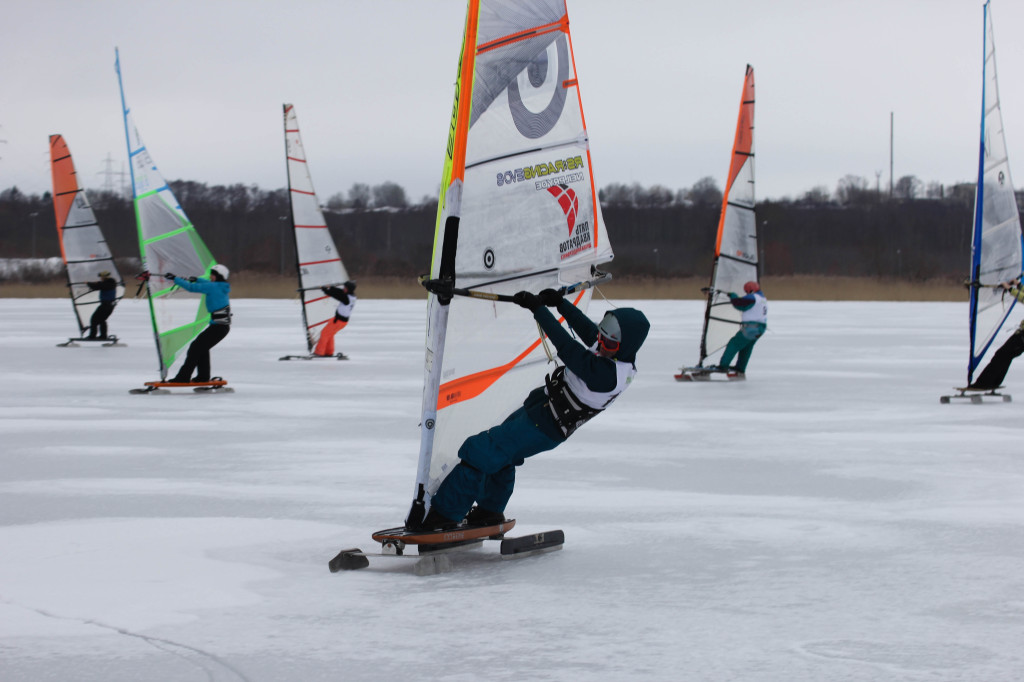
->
xmin=410 ymin=288 xmax=650 ymax=531
xmin=163 ymin=264 xmax=231 ymax=383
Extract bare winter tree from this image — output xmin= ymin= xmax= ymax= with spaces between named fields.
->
xmin=686 ymin=176 xmax=723 ymax=208
xmin=893 ymin=175 xmax=923 ymax=200
xmin=371 ymin=182 xmax=407 ymax=209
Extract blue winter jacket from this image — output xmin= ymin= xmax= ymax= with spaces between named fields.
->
xmin=172 ymin=276 xmax=230 ymax=316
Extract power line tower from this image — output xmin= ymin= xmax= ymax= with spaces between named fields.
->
xmin=97 ymin=153 xmax=129 ymax=197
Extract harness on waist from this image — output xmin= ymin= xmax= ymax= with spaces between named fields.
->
xmin=210 ymin=305 xmax=232 ymax=326
xmin=545 ymin=365 xmax=602 ymax=438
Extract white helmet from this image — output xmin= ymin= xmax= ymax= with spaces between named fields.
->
xmin=211 ymin=264 xmax=229 ymax=280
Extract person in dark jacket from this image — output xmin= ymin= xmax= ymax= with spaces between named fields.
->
xmin=85 ymin=270 xmax=119 ymax=339
xmin=164 ymin=264 xmax=231 ymax=383
xmin=411 ymin=288 xmax=650 ymax=531
xmin=970 ymin=278 xmax=1024 ymax=389
xmin=315 ymin=280 xmax=357 ymax=356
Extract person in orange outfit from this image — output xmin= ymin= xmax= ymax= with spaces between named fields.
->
xmin=315 ymin=281 xmax=357 ymax=357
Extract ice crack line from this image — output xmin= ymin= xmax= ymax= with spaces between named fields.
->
xmin=3 ymin=597 xmax=251 ymax=682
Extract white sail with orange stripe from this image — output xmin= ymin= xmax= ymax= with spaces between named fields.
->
xmin=283 ymin=104 xmax=349 ymax=353
xmin=49 ymin=134 xmax=125 ymax=335
xmin=696 ymin=65 xmax=758 ymax=366
xmin=408 ymin=0 xmax=612 ymax=521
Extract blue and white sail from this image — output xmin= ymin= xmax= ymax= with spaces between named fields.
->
xmin=967 ymin=1 xmax=1023 ymax=384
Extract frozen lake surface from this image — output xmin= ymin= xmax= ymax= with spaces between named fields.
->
xmin=1 ymin=297 xmax=1023 ymax=681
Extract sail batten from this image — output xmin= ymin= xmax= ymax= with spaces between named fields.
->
xmin=409 ymin=0 xmax=610 ymax=517
xmin=966 ymin=2 xmax=1023 ymax=383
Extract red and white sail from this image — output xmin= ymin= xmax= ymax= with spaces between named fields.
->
xmin=284 ymin=103 xmax=349 ymax=353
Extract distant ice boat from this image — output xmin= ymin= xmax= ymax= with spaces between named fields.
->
xmin=676 ymin=65 xmax=758 ymax=383
xmin=49 ymin=135 xmax=126 ymax=347
xmin=943 ymin=2 xmax=1023 ymax=404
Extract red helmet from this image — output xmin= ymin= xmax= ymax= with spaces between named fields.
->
xmin=743 ymin=281 xmax=760 ymax=294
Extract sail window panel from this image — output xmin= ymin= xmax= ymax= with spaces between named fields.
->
xmin=299 ymin=258 xmax=348 ymax=292
xmin=144 ymin=230 xmax=205 ymax=281
xmin=138 ymin=193 xmax=188 ymax=242
xmin=290 ymin=197 xmax=327 ymax=229
xmin=63 ymin=197 xmax=99 ymax=229
xmin=718 ymin=206 xmax=758 ymax=267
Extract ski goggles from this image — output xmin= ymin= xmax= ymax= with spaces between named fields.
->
xmin=597 ymin=333 xmax=620 ymax=353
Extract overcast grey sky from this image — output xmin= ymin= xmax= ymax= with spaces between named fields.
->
xmin=2 ymin=0 xmax=1023 ymax=203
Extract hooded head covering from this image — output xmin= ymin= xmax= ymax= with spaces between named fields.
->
xmin=604 ymin=308 xmax=650 ymax=364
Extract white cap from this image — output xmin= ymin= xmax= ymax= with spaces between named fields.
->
xmin=211 ymin=264 xmax=229 ymax=280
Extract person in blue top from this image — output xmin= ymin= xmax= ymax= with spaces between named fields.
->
xmin=970 ymin=278 xmax=1024 ymax=390
xmin=85 ymin=270 xmax=119 ymax=340
xmin=716 ymin=280 xmax=768 ymax=378
xmin=163 ymin=264 xmax=231 ymax=384
xmin=409 ymin=288 xmax=650 ymax=531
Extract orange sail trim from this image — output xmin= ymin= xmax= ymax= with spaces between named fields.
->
xmin=714 ymin=65 xmax=755 ymax=257
xmin=449 ymin=0 xmax=481 ymax=185
xmin=437 ymin=290 xmax=584 ymax=411
xmin=49 ymin=135 xmax=78 ymax=262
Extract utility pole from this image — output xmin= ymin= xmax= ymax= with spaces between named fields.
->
xmin=889 ymin=112 xmax=894 ymax=198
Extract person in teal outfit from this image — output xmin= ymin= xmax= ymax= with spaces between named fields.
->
xmin=163 ymin=264 xmax=232 ymax=383
xmin=717 ymin=280 xmax=767 ymax=377
xmin=410 ymin=289 xmax=650 ymax=531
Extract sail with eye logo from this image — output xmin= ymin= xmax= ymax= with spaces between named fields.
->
xmin=676 ymin=65 xmax=758 ymax=380
xmin=282 ymin=103 xmax=350 ymax=356
xmin=406 ymin=0 xmax=613 ymax=523
xmin=49 ymin=134 xmax=125 ymax=337
xmin=965 ymin=1 xmax=1023 ymax=386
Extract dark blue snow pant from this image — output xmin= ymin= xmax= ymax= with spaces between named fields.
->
xmin=429 ymin=404 xmax=561 ymax=521
xmin=719 ymin=322 xmax=766 ymax=372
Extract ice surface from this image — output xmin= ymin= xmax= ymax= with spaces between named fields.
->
xmin=1 ymin=297 xmax=1023 ymax=681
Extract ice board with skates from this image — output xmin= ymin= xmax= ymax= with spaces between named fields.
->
xmin=329 ymin=519 xmax=564 ymax=576
xmin=278 ymin=352 xmax=348 ymax=361
xmin=57 ymin=335 xmax=124 ymax=348
xmin=674 ymin=366 xmax=745 ymax=382
xmin=940 ymin=386 xmax=1011 ymax=404
xmin=130 ymin=378 xmax=233 ymax=395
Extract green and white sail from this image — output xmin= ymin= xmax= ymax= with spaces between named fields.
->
xmin=116 ymin=49 xmax=217 ymax=380
xmin=409 ymin=0 xmax=613 ymax=520
xmin=49 ymin=134 xmax=125 ymax=335
xmin=967 ymin=1 xmax=1023 ymax=384
xmin=283 ymin=103 xmax=349 ymax=353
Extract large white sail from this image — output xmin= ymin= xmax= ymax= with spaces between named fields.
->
xmin=696 ymin=65 xmax=757 ymax=366
xmin=49 ymin=134 xmax=125 ymax=334
xmin=115 ymin=49 xmax=218 ymax=380
xmin=283 ymin=103 xmax=349 ymax=353
xmin=409 ymin=0 xmax=612 ymax=519
xmin=967 ymin=1 xmax=1023 ymax=384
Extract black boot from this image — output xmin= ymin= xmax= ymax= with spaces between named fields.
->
xmin=465 ymin=506 xmax=505 ymax=527
xmin=408 ymin=507 xmax=459 ymax=532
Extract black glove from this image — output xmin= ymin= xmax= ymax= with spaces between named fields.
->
xmin=538 ymin=288 xmax=562 ymax=307
xmin=164 ymin=272 xmax=176 ymax=280
xmin=188 ymin=276 xmax=197 ymax=283
xmin=513 ymin=291 xmax=541 ymax=311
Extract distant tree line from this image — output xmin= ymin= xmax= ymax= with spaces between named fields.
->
xmin=1 ymin=175 xmax=1020 ymax=282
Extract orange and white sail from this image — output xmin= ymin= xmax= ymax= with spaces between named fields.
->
xmin=49 ymin=134 xmax=124 ymax=335
xmin=283 ymin=103 xmax=349 ymax=353
xmin=409 ymin=0 xmax=612 ymax=518
xmin=696 ymin=65 xmax=758 ymax=365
